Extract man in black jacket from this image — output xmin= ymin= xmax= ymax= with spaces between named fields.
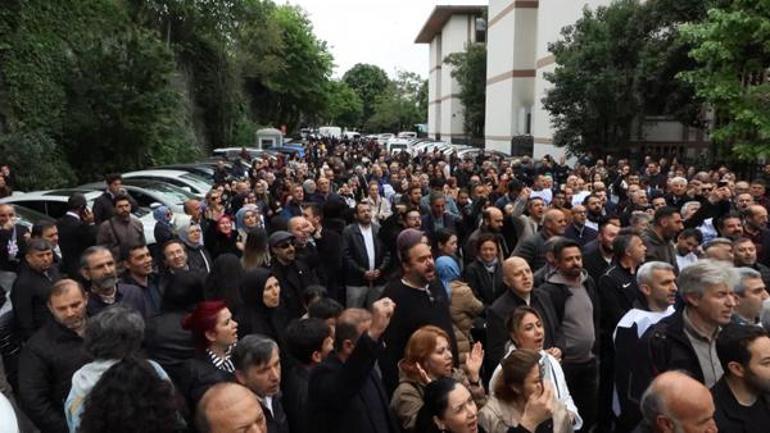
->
xmin=712 ymin=325 xmax=770 ymax=433
xmin=342 ymin=202 xmax=390 ymax=308
xmin=485 ymin=256 xmax=561 ymax=384
xmin=308 ymin=298 xmax=399 ymax=433
xmin=57 ymin=193 xmax=97 ymax=278
xmin=269 ymin=231 xmax=319 ymax=319
xmin=11 ymin=238 xmax=59 ymax=341
xmin=538 ymin=238 xmax=601 ymax=432
xmin=638 ymin=259 xmax=738 ymax=395
xmin=91 ymin=173 xmax=138 ymax=225
xmin=233 ymin=335 xmax=289 ymax=433
xmin=283 ymin=318 xmax=334 ymax=433
xmin=379 ymin=229 xmax=458 ymax=394
xmin=303 ymin=203 xmax=344 ymax=301
xmin=583 ymin=219 xmax=620 ymax=282
xmin=18 ymin=279 xmax=91 ymax=433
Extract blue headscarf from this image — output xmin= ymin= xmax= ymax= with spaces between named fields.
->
xmin=152 ymin=206 xmax=172 ymax=227
xmin=436 ymin=256 xmax=461 ymax=297
xmin=235 ymin=205 xmax=259 ymax=232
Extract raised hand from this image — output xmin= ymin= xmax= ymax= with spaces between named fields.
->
xmin=367 ymin=297 xmax=396 ymax=340
xmin=465 ymin=342 xmax=484 ymax=382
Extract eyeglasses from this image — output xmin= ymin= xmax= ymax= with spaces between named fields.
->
xmin=275 ymin=242 xmax=294 ymax=249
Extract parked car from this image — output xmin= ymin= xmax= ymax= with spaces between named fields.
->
xmin=11 ymin=205 xmax=54 ymax=229
xmin=0 ymin=190 xmax=158 ymax=244
xmin=79 ymin=180 xmax=196 ymax=215
xmin=122 ymin=169 xmax=212 ymax=196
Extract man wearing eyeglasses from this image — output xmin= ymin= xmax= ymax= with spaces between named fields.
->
xmin=269 ymin=231 xmax=319 ymax=320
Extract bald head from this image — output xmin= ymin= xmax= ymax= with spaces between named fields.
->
xmin=640 ymin=371 xmax=716 ymax=432
xmin=543 ymin=209 xmax=567 ymax=237
xmin=197 ymin=383 xmax=267 ymax=433
xmin=502 ymin=256 xmax=533 ymax=295
xmin=484 ymin=207 xmax=504 ymax=231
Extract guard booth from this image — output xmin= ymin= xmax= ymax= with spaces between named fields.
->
xmin=255 ymin=128 xmax=283 ymax=149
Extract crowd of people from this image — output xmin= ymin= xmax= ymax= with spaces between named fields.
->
xmin=1 ymin=137 xmax=770 ymax=433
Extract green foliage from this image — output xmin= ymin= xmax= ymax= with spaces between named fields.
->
xmin=543 ymin=0 xmax=646 ymax=154
xmin=444 ymin=43 xmax=487 ymax=139
xmin=364 ymin=71 xmax=426 ymax=133
xmin=679 ymin=0 xmax=770 ymax=159
xmin=343 ymin=63 xmax=391 ymax=128
xmin=0 ymin=130 xmax=76 ymax=190
xmin=323 ymin=80 xmax=363 ymax=128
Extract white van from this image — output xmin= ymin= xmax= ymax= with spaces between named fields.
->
xmin=318 ymin=126 xmax=342 ymax=138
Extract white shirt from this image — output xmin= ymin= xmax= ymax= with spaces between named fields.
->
xmin=359 ymin=224 xmax=376 ymax=270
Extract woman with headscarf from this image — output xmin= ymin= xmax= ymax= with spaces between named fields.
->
xmin=204 ymin=215 xmax=240 ymax=259
xmin=236 ymin=267 xmax=288 ymax=345
xmin=153 ymin=206 xmax=177 ymax=246
xmin=234 ymin=205 xmax=261 ymax=252
xmin=204 ymin=254 xmax=244 ymax=317
xmin=437 ymin=256 xmax=484 ymax=371
xmin=179 ymin=223 xmax=213 ymax=275
xmin=241 ymin=227 xmax=270 ymax=271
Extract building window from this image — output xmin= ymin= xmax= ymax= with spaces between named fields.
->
xmin=474 ymin=17 xmax=486 ymax=43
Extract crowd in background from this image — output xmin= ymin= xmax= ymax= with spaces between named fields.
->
xmin=1 ymin=137 xmax=770 ymax=433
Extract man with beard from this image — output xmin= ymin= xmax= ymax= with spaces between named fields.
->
xmin=583 ymin=194 xmax=604 ymax=231
xmin=91 ymin=173 xmax=138 ymax=225
xmin=641 ymin=207 xmax=684 ymax=272
xmin=342 ymin=202 xmax=390 ymax=308
xmin=80 ymin=246 xmax=147 ymax=318
xmin=539 ymin=238 xmax=601 ymax=432
xmin=712 ymin=325 xmax=770 ymax=433
xmin=465 ymin=206 xmax=509 ymax=264
xmin=583 ymin=220 xmax=621 ymax=283
xmin=11 ymin=238 xmax=60 ymax=341
xmin=675 ymin=228 xmax=702 ymax=271
xmin=742 ymin=205 xmax=770 ymax=265
xmin=18 ymin=279 xmax=92 ymax=433
xmin=733 ymin=237 xmax=770 ymax=287
xmin=96 ymin=194 xmax=145 ymax=263
xmin=288 ymin=216 xmax=321 ymax=277
xmin=565 ymin=205 xmax=597 ymax=247
xmin=233 ymin=335 xmax=289 ymax=433
xmin=302 ymin=203 xmax=344 ymax=299
xmin=379 ymin=228 xmax=458 ymax=394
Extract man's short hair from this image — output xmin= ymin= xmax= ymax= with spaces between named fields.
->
xmin=678 ymin=259 xmax=738 ymax=300
xmin=84 ymin=306 xmax=145 ymax=359
xmin=678 ymin=228 xmax=703 ymax=244
xmin=285 ymin=318 xmax=332 ymax=365
xmin=68 ymin=192 xmax=88 ymax=211
xmin=715 ymin=212 xmax=742 ymax=231
xmin=307 ymin=297 xmax=343 ymax=321
xmin=653 ymin=206 xmax=679 ymax=225
xmin=636 ymin=261 xmax=674 ymax=287
xmin=612 ymin=228 xmax=640 ymax=260
xmin=48 ymin=278 xmax=86 ymax=301
xmin=702 ymin=237 xmax=732 ymax=251
xmin=80 ymin=246 xmax=111 ymax=270
xmin=716 ymin=324 xmax=768 ymax=374
xmin=733 ymin=267 xmax=763 ymax=296
xmin=552 ymin=238 xmax=581 ymax=260
xmin=31 ymin=222 xmax=56 ymax=239
xmin=114 ymin=193 xmax=132 ymax=205
xmin=428 ymin=191 xmax=445 ymax=205
xmin=302 ymin=202 xmax=323 ymax=219
xmin=105 ymin=173 xmax=122 ymax=184
xmin=232 ymin=334 xmax=278 ymax=370
xmin=120 ymin=242 xmax=148 ymax=262
xmin=161 ymin=239 xmax=185 ymax=255
xmin=334 ymin=308 xmax=372 ymax=352
xmin=25 ymin=238 xmax=52 ymax=253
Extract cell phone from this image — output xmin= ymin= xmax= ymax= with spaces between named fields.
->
xmin=717 ymin=181 xmax=728 ymax=188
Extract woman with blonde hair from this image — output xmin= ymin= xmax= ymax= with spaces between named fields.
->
xmin=390 ymin=325 xmax=486 ymax=432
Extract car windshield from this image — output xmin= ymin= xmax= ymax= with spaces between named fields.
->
xmin=180 ymin=173 xmax=213 ymax=192
xmin=142 ymin=182 xmax=196 ymax=204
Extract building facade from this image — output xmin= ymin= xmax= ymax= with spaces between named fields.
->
xmin=416 ymin=5 xmax=487 ymax=143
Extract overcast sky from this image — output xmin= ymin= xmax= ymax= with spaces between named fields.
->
xmin=286 ymin=0 xmax=486 ymax=80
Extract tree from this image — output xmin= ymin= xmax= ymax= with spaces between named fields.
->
xmin=444 ymin=43 xmax=487 ymax=139
xmin=543 ymin=0 xmax=646 ymax=155
xmin=323 ymin=80 xmax=363 ymax=128
xmin=342 ymin=63 xmax=390 ymax=128
xmin=679 ymin=0 xmax=770 ymax=159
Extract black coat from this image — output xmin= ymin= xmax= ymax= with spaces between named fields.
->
xmin=11 ymin=263 xmax=59 ymax=341
xmin=18 ymin=320 xmax=91 ymax=433
xmin=463 ymin=259 xmax=504 ymax=305
xmin=485 ymin=288 xmax=562 ymax=383
xmin=598 ymin=264 xmax=641 ymax=339
xmin=538 ymin=272 xmax=601 ymax=358
xmin=637 ymin=309 xmax=704 ymax=388
xmin=379 ymin=279 xmax=459 ymax=395
xmin=283 ymin=365 xmax=312 ymax=433
xmin=271 ymin=259 xmax=319 ymax=319
xmin=185 ymin=244 xmax=213 ymax=275
xmin=262 ymin=394 xmax=290 ymax=433
xmin=583 ymin=247 xmax=612 ymax=284
xmin=342 ymin=223 xmax=390 ymax=287
xmin=143 ymin=310 xmax=196 ymax=386
xmin=57 ymin=214 xmax=96 ymax=278
xmin=316 ymin=227 xmax=344 ymax=298
xmin=308 ymin=334 xmax=399 ymax=433
xmin=178 ymin=352 xmax=234 ymax=407
xmin=712 ymin=376 xmax=770 ymax=433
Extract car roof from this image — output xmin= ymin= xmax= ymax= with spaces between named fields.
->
xmin=0 ymin=189 xmax=102 ymax=202
xmin=123 ymin=169 xmax=190 ymax=177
